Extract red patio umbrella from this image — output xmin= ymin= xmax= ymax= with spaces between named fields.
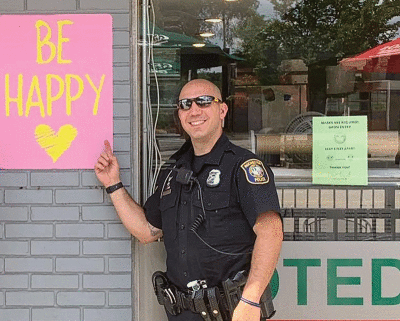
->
xmin=340 ymin=38 xmax=400 ymax=74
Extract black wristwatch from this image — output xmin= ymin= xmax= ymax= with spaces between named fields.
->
xmin=106 ymin=182 xmax=124 ymax=194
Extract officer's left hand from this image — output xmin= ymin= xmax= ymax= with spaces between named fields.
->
xmin=232 ymin=300 xmax=261 ymax=321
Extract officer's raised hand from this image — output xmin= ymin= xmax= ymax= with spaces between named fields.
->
xmin=94 ymin=140 xmax=121 ymax=188
xmin=94 ymin=140 xmax=162 ymax=243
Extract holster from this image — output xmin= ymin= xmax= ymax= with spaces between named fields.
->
xmin=221 ymin=270 xmax=276 ymax=320
xmin=152 ymin=271 xmax=182 ymax=316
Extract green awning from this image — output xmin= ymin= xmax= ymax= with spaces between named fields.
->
xmin=149 ymin=25 xmax=244 ymax=69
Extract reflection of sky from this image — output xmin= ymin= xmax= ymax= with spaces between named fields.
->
xmin=257 ymin=0 xmax=276 ymax=19
xmin=388 ymin=16 xmax=400 ymax=24
xmin=388 ymin=16 xmax=400 ymax=37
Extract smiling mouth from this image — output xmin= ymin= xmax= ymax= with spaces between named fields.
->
xmin=189 ymin=120 xmax=206 ymax=126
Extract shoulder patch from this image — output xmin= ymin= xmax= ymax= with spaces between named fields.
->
xmin=240 ymin=159 xmax=269 ymax=184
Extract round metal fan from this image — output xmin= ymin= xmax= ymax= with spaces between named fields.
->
xmin=284 ymin=111 xmax=325 ymax=165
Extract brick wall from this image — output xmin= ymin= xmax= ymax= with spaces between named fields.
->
xmin=0 ymin=1 xmax=134 ymax=320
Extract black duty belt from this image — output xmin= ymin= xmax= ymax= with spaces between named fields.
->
xmin=152 ymin=271 xmax=275 ymax=320
xmin=152 ymin=271 xmax=226 ymax=321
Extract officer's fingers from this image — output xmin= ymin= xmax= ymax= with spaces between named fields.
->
xmin=104 ymin=141 xmax=119 ymax=165
xmin=98 ymin=155 xmax=112 ymax=167
xmin=102 ymin=152 xmax=119 ymax=169
xmin=97 ymin=159 xmax=107 ymax=169
xmin=94 ymin=162 xmax=105 ymax=172
xmin=106 ymin=151 xmax=119 ymax=166
xmin=104 ymin=140 xmax=113 ymax=157
xmin=100 ymin=152 xmax=110 ymax=162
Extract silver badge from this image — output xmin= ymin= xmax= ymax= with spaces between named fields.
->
xmin=207 ymin=169 xmax=221 ymax=187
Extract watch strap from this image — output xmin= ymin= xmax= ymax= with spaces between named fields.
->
xmin=106 ymin=182 xmax=123 ymax=194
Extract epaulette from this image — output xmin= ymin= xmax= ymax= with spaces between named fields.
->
xmin=160 ymin=159 xmax=176 ymax=171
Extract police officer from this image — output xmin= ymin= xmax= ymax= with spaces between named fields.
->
xmin=95 ymin=79 xmax=283 ymax=321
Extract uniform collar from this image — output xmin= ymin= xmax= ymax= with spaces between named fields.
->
xmin=172 ymin=133 xmax=233 ymax=168
xmin=202 ymin=133 xmax=232 ymax=165
xmin=171 ymin=139 xmax=193 ymax=167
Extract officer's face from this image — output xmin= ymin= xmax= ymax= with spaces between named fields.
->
xmin=178 ymin=80 xmax=228 ymax=143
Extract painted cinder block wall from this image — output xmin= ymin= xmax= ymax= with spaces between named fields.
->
xmin=0 ymin=1 xmax=135 ymax=320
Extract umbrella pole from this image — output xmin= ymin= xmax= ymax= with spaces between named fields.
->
xmin=387 ymin=80 xmax=391 ymax=131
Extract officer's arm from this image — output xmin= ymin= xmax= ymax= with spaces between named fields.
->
xmin=109 ymin=187 xmax=163 ymax=244
xmin=233 ymin=210 xmax=282 ymax=319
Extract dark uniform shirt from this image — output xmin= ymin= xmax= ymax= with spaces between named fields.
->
xmin=144 ymin=134 xmax=281 ymax=319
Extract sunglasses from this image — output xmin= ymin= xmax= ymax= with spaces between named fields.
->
xmin=177 ymin=95 xmax=222 ymax=110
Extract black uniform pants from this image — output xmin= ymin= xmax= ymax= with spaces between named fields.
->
xmin=167 ymin=310 xmax=264 ymax=321
xmin=167 ymin=310 xmax=204 ymax=321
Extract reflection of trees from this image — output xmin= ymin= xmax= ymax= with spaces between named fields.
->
xmin=236 ymin=16 xmax=284 ymax=84
xmin=153 ymin=0 xmax=260 ymax=48
xmin=152 ymin=0 xmax=204 ymax=35
xmin=283 ymin=0 xmax=400 ymax=59
xmin=269 ymin=0 xmax=297 ymax=16
xmin=236 ymin=0 xmax=400 ymax=85
xmin=199 ymin=0 xmax=260 ymax=48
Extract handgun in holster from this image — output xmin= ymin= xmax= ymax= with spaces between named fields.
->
xmin=152 ymin=271 xmax=182 ymax=316
xmin=222 ymin=270 xmax=276 ymax=320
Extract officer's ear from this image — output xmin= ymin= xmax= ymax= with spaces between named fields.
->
xmin=220 ymin=102 xmax=228 ymax=120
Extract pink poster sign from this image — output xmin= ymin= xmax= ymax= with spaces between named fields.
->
xmin=0 ymin=14 xmax=113 ymax=169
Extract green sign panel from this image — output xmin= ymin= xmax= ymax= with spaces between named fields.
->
xmin=274 ymin=242 xmax=400 ymax=320
xmin=312 ymin=116 xmax=368 ymax=186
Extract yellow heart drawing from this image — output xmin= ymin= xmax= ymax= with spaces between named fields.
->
xmin=35 ymin=124 xmax=78 ymax=163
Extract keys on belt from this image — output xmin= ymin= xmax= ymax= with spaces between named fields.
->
xmin=187 ymin=279 xmax=225 ymax=321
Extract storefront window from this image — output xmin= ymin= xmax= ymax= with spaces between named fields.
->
xmin=142 ymin=0 xmax=400 ymax=171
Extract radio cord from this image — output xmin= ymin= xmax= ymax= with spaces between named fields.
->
xmin=190 ymin=177 xmax=252 ymax=257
